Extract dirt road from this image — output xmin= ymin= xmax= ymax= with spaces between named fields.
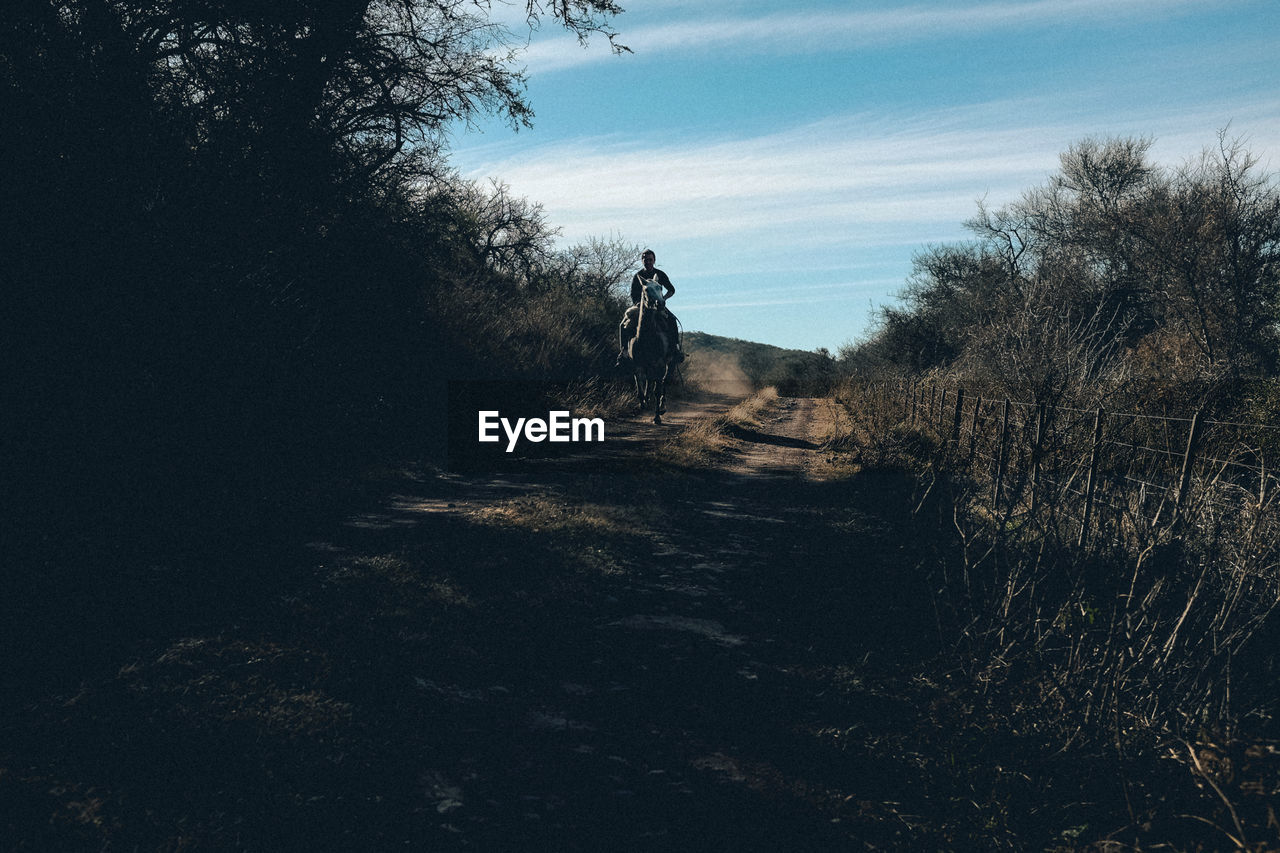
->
xmin=4 ymin=391 xmax=948 ymax=850
xmin=368 ymin=392 xmax=933 ymax=850
xmin=722 ymin=395 xmax=835 ymax=478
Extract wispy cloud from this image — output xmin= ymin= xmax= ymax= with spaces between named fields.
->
xmin=515 ymin=0 xmax=1217 ymax=73
xmin=460 ymin=93 xmax=1280 ymax=246
xmin=679 ymin=278 xmax=904 ymax=311
xmin=462 ymin=111 xmax=1046 ymax=241
xmin=452 ymin=92 xmax=1280 ymax=334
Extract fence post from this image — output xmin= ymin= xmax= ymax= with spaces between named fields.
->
xmin=1078 ymin=408 xmax=1104 ymax=548
xmin=951 ymin=387 xmax=966 ymax=446
xmin=938 ymin=388 xmax=948 ymax=436
xmin=909 ymin=383 xmax=918 ymax=425
xmin=1170 ymin=409 xmax=1205 ymax=529
xmin=968 ymin=394 xmax=982 ymax=459
xmin=992 ymin=398 xmax=1011 ymax=509
xmin=1029 ymin=401 xmax=1047 ymax=518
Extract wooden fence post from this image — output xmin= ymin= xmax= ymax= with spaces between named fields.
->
xmin=992 ymin=398 xmax=1011 ymax=509
xmin=1029 ymin=401 xmax=1047 ymax=518
xmin=938 ymin=388 xmax=948 ymax=436
xmin=951 ymin=387 xmax=966 ymax=446
xmin=1078 ymin=408 xmax=1104 ymax=548
xmin=1170 ymin=409 xmax=1205 ymax=529
xmin=968 ymin=394 xmax=982 ymax=460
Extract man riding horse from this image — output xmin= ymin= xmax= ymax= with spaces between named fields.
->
xmin=616 ymin=248 xmax=685 ymax=368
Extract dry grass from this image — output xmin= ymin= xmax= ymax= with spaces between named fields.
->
xmin=821 ymin=387 xmax=940 ymax=479
xmin=473 ymin=494 xmax=634 ymax=536
xmin=326 ymin=553 xmax=475 ymax=611
xmin=468 ymin=491 xmax=657 ymax=578
xmin=123 ymin=637 xmax=355 ymax=737
xmin=725 ymin=386 xmax=779 ymax=425
xmin=828 ymin=378 xmax=1280 ymax=851
xmin=660 ymin=387 xmax=779 ymax=467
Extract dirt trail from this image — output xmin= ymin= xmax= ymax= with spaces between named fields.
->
xmin=325 ymin=392 xmax=937 ymax=848
xmin=422 ymin=393 xmax=835 ymax=510
xmin=4 ymin=391 xmax=945 ymax=850
xmin=723 ymin=396 xmax=836 ymax=479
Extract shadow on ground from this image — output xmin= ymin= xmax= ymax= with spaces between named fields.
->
xmin=2 ymin=419 xmax=995 ymax=850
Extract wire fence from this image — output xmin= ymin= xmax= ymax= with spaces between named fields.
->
xmin=858 ymin=380 xmax=1280 ymax=575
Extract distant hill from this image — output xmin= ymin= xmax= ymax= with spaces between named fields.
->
xmin=683 ymin=331 xmax=835 ymax=396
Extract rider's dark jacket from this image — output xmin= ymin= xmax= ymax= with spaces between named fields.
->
xmin=630 ymin=268 xmax=675 ymax=305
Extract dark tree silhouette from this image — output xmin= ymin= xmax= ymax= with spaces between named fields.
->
xmin=1 ymin=0 xmax=630 ymax=565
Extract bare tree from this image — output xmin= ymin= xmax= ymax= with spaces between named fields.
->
xmin=549 ymin=234 xmax=639 ymax=299
xmin=450 ymin=178 xmax=559 ymax=287
xmin=60 ymin=0 xmax=627 ymax=178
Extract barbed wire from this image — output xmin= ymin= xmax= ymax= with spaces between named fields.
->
xmin=851 ymin=381 xmax=1280 ymax=550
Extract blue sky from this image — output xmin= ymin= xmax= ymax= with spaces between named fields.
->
xmin=449 ymin=0 xmax=1280 ymax=352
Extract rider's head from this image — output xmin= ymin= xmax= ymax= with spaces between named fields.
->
xmin=641 ymin=249 xmax=656 ymax=270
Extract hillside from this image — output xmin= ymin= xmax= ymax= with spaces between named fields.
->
xmin=683 ymin=331 xmax=836 ymax=396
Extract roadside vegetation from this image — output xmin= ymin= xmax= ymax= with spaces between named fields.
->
xmin=4 ymin=1 xmax=638 ymax=638
xmin=833 ymin=134 xmax=1280 ymax=851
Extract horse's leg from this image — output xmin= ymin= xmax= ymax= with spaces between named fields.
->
xmin=654 ymin=367 xmax=667 ymax=423
xmin=634 ymin=371 xmax=646 ymax=412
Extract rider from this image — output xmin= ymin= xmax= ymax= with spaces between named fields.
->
xmin=616 ymin=248 xmax=685 ymax=368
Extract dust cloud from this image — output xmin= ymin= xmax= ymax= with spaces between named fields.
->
xmin=683 ymin=350 xmax=755 ymax=398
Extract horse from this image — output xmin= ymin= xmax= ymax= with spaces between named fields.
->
xmin=627 ymin=278 xmax=678 ymax=424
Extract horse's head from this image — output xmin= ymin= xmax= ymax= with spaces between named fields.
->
xmin=640 ymin=279 xmax=665 ymax=311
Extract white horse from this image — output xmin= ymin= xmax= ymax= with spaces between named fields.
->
xmin=627 ymin=279 xmax=677 ymax=424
